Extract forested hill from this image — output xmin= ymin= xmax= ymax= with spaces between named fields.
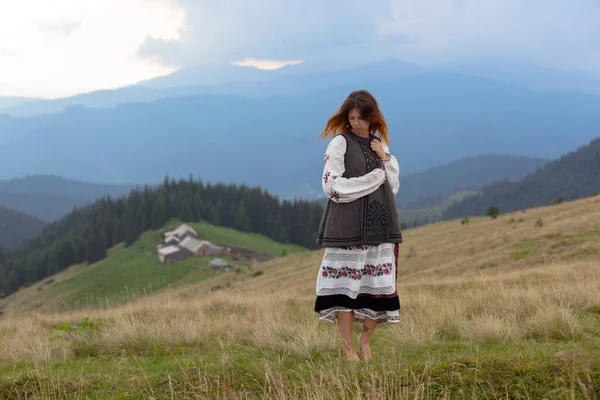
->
xmin=0 ymin=206 xmax=46 ymax=248
xmin=0 ymin=177 xmax=323 ymax=297
xmin=443 ymin=137 xmax=600 ymax=219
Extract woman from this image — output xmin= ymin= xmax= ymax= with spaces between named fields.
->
xmin=315 ymin=89 xmax=402 ymax=361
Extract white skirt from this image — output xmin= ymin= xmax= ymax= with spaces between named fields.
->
xmin=315 ymin=243 xmax=400 ymax=324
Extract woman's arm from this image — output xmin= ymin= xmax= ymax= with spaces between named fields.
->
xmin=322 ymin=135 xmax=386 ymax=203
xmin=381 ymin=143 xmax=400 ymax=195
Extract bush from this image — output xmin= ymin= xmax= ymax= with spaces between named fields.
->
xmin=487 ymin=205 xmax=500 ymax=219
xmin=552 ymin=197 xmax=564 ymax=205
xmin=535 ymin=217 xmax=544 ymax=227
xmin=461 ymin=218 xmax=470 ymax=225
xmin=49 ymin=317 xmax=97 ymax=338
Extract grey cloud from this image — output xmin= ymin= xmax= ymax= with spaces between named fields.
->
xmin=137 ymin=0 xmax=395 ymax=67
xmin=137 ymin=0 xmax=600 ymax=72
xmin=381 ymin=0 xmax=600 ymax=69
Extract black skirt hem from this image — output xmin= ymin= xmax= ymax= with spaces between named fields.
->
xmin=314 ymin=294 xmax=400 ymax=312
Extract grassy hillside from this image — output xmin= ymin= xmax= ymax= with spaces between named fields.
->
xmin=1 ymin=219 xmax=306 ymax=312
xmin=1 ymin=197 xmax=599 ymax=398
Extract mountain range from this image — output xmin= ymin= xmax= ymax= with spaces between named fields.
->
xmin=0 ymin=206 xmax=46 ymax=248
xmin=2 ymin=71 xmax=599 ymax=201
xmin=443 ymin=136 xmax=600 ymax=218
xmin=0 ymin=175 xmax=137 ymax=221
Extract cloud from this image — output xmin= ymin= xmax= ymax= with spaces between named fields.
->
xmin=137 ymin=0 xmax=394 ymax=67
xmin=37 ymin=20 xmax=82 ymax=36
xmin=379 ymin=0 xmax=600 ymax=70
xmin=139 ymin=0 xmax=600 ymax=73
xmin=231 ymin=58 xmax=304 ymax=70
xmin=0 ymin=0 xmax=186 ymax=98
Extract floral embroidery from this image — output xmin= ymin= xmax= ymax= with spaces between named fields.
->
xmin=321 ymin=263 xmax=393 ymax=280
xmin=366 ymin=200 xmax=387 ymax=241
xmin=323 ymin=171 xmax=331 ymax=184
xmin=324 ymin=154 xmax=330 ymax=165
xmin=330 ymin=191 xmax=340 ymax=202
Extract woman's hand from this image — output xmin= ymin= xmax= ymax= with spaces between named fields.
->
xmin=370 ymin=139 xmax=388 ymax=160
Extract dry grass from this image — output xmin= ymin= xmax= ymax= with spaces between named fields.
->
xmin=1 ymin=196 xmax=600 ymax=398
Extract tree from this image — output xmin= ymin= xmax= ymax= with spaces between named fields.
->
xmin=84 ymin=228 xmax=106 ymax=263
xmin=487 ymin=205 xmax=500 ymax=219
xmin=235 ymin=201 xmax=251 ymax=232
xmin=180 ymin=197 xmax=194 ymax=223
xmin=124 ymin=224 xmax=138 ymax=247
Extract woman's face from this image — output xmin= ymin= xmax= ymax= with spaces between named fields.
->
xmin=348 ymin=108 xmax=369 ymax=136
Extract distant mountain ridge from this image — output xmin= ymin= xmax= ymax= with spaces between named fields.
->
xmin=0 ymin=206 xmax=46 ymax=248
xmin=398 ymin=154 xmax=549 ymax=208
xmin=443 ymin=136 xmax=600 ymax=218
xmin=1 ymin=60 xmax=424 ymax=117
xmin=2 ymin=72 xmax=599 ymax=200
xmin=0 ymin=175 xmax=138 ymax=221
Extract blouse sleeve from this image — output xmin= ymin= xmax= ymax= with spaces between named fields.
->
xmin=322 ymin=135 xmax=386 ymax=203
xmin=381 ymin=142 xmax=400 ymax=195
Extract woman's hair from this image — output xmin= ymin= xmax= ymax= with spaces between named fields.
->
xmin=320 ymin=90 xmax=389 ymax=144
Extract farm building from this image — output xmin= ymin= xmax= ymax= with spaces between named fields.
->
xmin=179 ymin=237 xmax=225 ymax=256
xmin=164 ymin=234 xmax=181 ymax=246
xmin=158 ymin=246 xmax=185 ymax=264
xmin=210 ymin=258 xmax=234 ymax=271
xmin=163 ymin=224 xmax=198 ymax=241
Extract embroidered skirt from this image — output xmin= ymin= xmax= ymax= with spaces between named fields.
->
xmin=314 ymin=243 xmax=400 ymax=324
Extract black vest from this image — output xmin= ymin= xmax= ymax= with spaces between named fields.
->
xmin=316 ymin=132 xmax=403 ymax=247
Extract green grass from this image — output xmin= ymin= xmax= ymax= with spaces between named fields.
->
xmin=185 ymin=219 xmax=306 ymax=255
xmin=579 ymin=230 xmax=600 ymax=240
xmin=2 ymin=338 xmax=599 ymax=399
xmin=26 ymin=220 xmax=308 ymax=311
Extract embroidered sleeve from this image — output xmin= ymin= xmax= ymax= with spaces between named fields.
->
xmin=322 ymin=135 xmax=386 ymax=203
xmin=381 ymin=143 xmax=400 ymax=195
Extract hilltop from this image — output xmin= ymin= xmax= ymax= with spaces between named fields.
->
xmin=1 ymin=195 xmax=599 ymax=398
xmin=0 ymin=206 xmax=46 ymax=248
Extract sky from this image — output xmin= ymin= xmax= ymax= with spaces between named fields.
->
xmin=0 ymin=0 xmax=599 ymax=98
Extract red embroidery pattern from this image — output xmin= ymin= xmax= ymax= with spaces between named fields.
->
xmin=323 ymin=171 xmax=331 ymax=184
xmin=330 ymin=191 xmax=340 ymax=202
xmin=324 ymin=154 xmax=330 ymax=165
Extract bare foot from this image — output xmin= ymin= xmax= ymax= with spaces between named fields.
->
xmin=343 ymin=349 xmax=360 ymax=362
xmin=358 ymin=333 xmax=372 ymax=361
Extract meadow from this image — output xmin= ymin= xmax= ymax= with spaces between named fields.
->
xmin=1 ymin=197 xmax=599 ymax=399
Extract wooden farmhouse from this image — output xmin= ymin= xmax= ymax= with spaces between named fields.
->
xmin=163 ymin=224 xmax=198 ymax=241
xmin=179 ymin=236 xmax=225 ymax=256
xmin=158 ymin=246 xmax=185 ymax=264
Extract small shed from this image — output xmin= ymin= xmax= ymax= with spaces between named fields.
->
xmin=210 ymin=258 xmax=234 ymax=271
xmin=158 ymin=246 xmax=185 ymax=264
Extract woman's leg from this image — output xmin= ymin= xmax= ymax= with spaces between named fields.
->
xmin=337 ymin=311 xmax=359 ymax=361
xmin=358 ymin=317 xmax=378 ymax=361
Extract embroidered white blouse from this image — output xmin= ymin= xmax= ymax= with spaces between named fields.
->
xmin=322 ymin=135 xmax=400 ymax=203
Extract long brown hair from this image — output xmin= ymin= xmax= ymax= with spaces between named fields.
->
xmin=319 ymin=90 xmax=389 ymax=144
